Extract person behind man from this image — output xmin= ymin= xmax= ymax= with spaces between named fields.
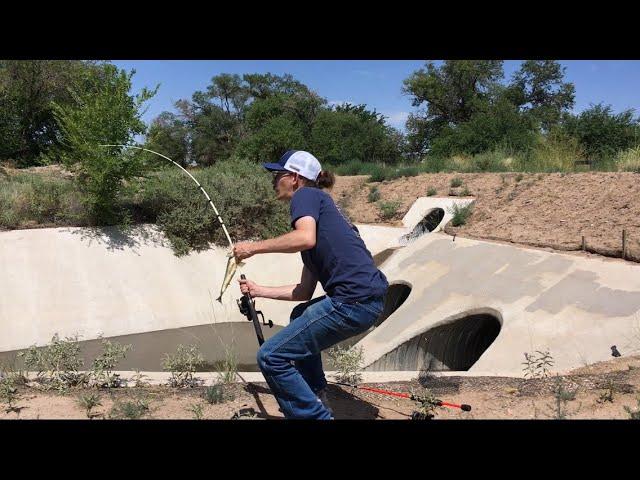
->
xmin=233 ymin=150 xmax=388 ymax=419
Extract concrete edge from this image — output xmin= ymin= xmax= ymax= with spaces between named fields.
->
xmin=8 ymin=370 xmax=526 ymax=387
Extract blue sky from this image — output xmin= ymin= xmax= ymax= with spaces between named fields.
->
xmin=112 ymin=60 xmax=640 ymax=133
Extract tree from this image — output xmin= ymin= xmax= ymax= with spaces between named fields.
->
xmin=560 ymin=103 xmax=640 ymax=162
xmin=402 ymin=60 xmax=504 ymax=151
xmin=51 ymin=63 xmax=157 ymax=223
xmin=310 ymin=104 xmax=402 ymax=164
xmin=145 ymin=111 xmax=191 ymax=166
xmin=429 ymin=93 xmax=537 ymax=156
xmin=509 ymin=60 xmax=575 ymax=131
xmin=236 ymin=115 xmax=307 ymax=162
xmin=187 ymin=92 xmax=240 ymax=166
xmin=206 ymin=73 xmax=248 ymax=116
xmin=0 ymin=60 xmax=100 ymax=165
xmin=237 ymin=76 xmax=325 ymax=161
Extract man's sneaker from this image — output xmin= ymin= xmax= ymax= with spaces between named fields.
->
xmin=317 ymin=388 xmax=334 ymax=417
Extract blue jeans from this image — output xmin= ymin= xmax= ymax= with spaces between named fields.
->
xmin=256 ymin=294 xmax=385 ymax=419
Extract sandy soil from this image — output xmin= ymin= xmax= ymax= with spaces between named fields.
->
xmin=330 ymin=172 xmax=640 ymax=262
xmin=3 ymin=356 xmax=639 ymax=420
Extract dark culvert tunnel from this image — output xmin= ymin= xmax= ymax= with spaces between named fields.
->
xmin=402 ymin=208 xmax=445 ymax=243
xmin=329 ymin=282 xmax=412 ymax=353
xmin=365 ymin=310 xmax=502 ymax=371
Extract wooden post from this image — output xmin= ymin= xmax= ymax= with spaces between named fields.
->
xmin=581 ymin=236 xmax=586 ymax=251
xmin=622 ymin=229 xmax=627 ymax=259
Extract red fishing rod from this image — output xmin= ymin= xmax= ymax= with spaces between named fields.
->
xmin=328 ymin=380 xmax=472 ymax=412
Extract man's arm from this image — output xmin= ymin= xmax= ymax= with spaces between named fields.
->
xmin=239 ymin=265 xmax=318 ymax=301
xmin=253 ymin=216 xmax=316 ymax=254
xmin=234 ymin=216 xmax=316 ymax=259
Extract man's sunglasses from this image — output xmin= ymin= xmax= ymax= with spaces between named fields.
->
xmin=272 ymin=171 xmax=293 ymax=182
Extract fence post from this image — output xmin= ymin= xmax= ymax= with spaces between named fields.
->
xmin=622 ymin=229 xmax=627 ymax=260
xmin=582 ymin=235 xmax=586 ymax=251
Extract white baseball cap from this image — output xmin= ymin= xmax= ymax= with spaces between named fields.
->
xmin=262 ymin=150 xmax=322 ymax=182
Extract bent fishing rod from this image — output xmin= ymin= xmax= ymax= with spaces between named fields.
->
xmin=98 ymin=144 xmax=243 ymax=302
xmin=98 ymin=144 xmax=234 ymax=248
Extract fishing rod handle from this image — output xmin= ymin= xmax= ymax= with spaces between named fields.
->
xmin=240 ymin=274 xmax=251 ymax=297
xmin=240 ymin=274 xmax=265 ymax=346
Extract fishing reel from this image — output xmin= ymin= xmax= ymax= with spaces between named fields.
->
xmin=237 ymin=295 xmax=274 ymax=329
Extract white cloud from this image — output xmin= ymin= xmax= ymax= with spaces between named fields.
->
xmin=383 ymin=111 xmax=410 ymax=129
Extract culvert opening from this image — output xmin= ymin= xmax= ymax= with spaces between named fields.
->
xmin=402 ymin=208 xmax=445 ymax=243
xmin=376 ymin=283 xmax=412 ymax=328
xmin=365 ymin=311 xmax=501 ymax=371
xmin=332 ymin=282 xmax=412 ymax=353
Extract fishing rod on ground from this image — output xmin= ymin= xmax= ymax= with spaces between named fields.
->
xmin=327 ymin=380 xmax=471 ymax=419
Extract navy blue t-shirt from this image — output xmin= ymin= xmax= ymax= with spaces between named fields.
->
xmin=290 ymin=187 xmax=388 ymax=303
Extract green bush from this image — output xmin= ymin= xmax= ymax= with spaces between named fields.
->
xmin=471 ymin=149 xmax=512 ymax=172
xmin=188 ymin=403 xmax=205 ymax=420
xmin=523 ymin=132 xmax=583 ymax=172
xmin=447 ymin=203 xmax=473 ymax=227
xmin=366 ymin=164 xmax=392 ymax=182
xmin=162 ymin=344 xmax=205 ymax=388
xmin=0 ymin=172 xmax=87 ymax=229
xmin=396 ymin=166 xmax=420 ymax=177
xmin=332 ymin=160 xmax=369 ymax=176
xmin=110 ymin=397 xmax=150 ymax=419
xmin=419 ymin=156 xmax=449 ymax=173
xmin=379 ymin=200 xmax=401 ymax=220
xmin=561 ymin=103 xmax=640 ymax=164
xmin=367 ymin=186 xmax=380 ymax=203
xmin=327 ymin=346 xmax=364 ymax=385
xmin=91 ymin=338 xmax=132 ymax=388
xmin=426 ymin=187 xmax=437 ymax=196
xmin=136 ymin=158 xmax=290 ymax=255
xmin=616 ymin=146 xmax=640 ymax=172
xmin=18 ymin=333 xmax=86 ymax=390
xmin=203 ymin=384 xmax=226 ymax=404
xmin=450 ymin=177 xmax=463 ymax=188
xmin=0 ymin=379 xmax=19 ymax=414
xmin=77 ymin=393 xmax=102 ymax=418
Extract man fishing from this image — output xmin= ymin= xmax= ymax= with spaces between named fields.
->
xmin=233 ymin=150 xmax=389 ymax=419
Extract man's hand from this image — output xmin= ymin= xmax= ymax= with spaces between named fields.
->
xmin=233 ymin=241 xmax=255 ymax=261
xmin=239 ymin=277 xmax=261 ymax=297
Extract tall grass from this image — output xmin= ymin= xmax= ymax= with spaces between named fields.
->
xmin=615 ymin=146 xmax=640 ymax=172
xmin=0 ymin=172 xmax=87 ymax=229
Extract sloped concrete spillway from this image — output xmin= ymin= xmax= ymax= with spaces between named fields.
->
xmin=365 ymin=309 xmax=502 ymax=371
xmin=0 ymin=323 xmax=284 ymax=372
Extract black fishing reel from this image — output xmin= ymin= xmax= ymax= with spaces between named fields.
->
xmin=237 ymin=295 xmax=273 ymax=328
